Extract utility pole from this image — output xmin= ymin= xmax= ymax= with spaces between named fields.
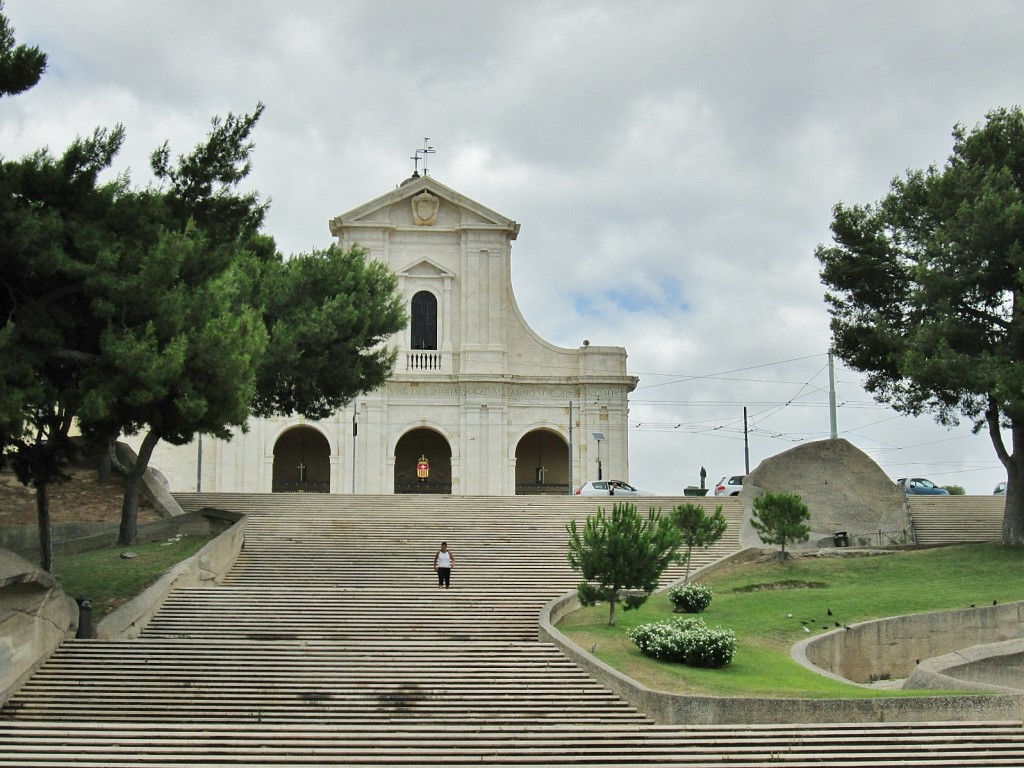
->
xmin=828 ymin=349 xmax=839 ymax=439
xmin=743 ymin=407 xmax=750 ymax=475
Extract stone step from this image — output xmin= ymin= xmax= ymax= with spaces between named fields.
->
xmin=909 ymin=496 xmax=1004 ymax=545
xmin=2 ymin=493 xmax=1020 ymax=765
xmin=1 ymin=720 xmax=1023 ymax=765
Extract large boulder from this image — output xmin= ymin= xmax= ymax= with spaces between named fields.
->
xmin=739 ymin=438 xmax=910 ymax=549
xmin=114 ymin=441 xmax=184 ymax=518
xmin=0 ymin=549 xmax=78 ymax=706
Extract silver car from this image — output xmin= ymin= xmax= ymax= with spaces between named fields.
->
xmin=574 ymin=480 xmax=650 ymax=496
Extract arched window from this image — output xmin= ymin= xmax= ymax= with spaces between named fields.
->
xmin=411 ymin=291 xmax=438 ymax=350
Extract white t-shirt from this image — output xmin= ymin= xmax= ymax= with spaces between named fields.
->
xmin=436 ymin=550 xmax=452 ymax=568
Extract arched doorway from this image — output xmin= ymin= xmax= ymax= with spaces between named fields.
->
xmin=394 ymin=428 xmax=452 ymax=494
xmin=515 ymin=429 xmax=569 ymax=495
xmin=272 ymin=426 xmax=331 ymax=493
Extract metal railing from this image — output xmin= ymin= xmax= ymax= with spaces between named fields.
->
xmin=271 ymin=481 xmax=330 ymax=494
xmin=395 ymin=481 xmax=453 ymax=495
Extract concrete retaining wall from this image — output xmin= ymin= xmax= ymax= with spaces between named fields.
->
xmin=541 ymin=553 xmax=1024 ymax=725
xmin=97 ymin=510 xmax=245 ymax=639
xmin=796 ymin=601 xmax=1024 ymax=684
xmin=905 ymin=639 xmax=1024 ymax=694
xmin=1 ymin=509 xmax=245 ymax=709
xmin=1 ymin=511 xmax=233 ymax=560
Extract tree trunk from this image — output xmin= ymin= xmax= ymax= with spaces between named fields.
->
xmin=97 ymin=443 xmax=112 ymax=484
xmin=1003 ymin=453 xmax=1024 ymax=545
xmin=607 ymin=598 xmax=617 ymax=626
xmin=36 ymin=482 xmax=53 ymax=573
xmin=990 ymin=413 xmax=1024 ymax=546
xmin=118 ymin=430 xmax=161 ymax=546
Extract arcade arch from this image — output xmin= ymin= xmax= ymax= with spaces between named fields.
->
xmin=272 ymin=426 xmax=331 ymax=493
xmin=515 ymin=428 xmax=569 ymax=494
xmin=394 ymin=427 xmax=452 ymax=494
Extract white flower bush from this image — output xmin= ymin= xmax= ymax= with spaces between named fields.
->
xmin=667 ymin=582 xmax=713 ymax=613
xmin=628 ymin=616 xmax=736 ymax=668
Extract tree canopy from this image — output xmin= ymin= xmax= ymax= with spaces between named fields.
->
xmin=0 ymin=4 xmax=406 ymax=559
xmin=816 ymin=106 xmax=1024 ymax=545
xmin=566 ymin=502 xmax=681 ymax=625
xmin=671 ymin=502 xmax=727 ymax=584
xmin=749 ymin=491 xmax=810 ymax=558
xmin=252 ymin=245 xmax=405 ymax=421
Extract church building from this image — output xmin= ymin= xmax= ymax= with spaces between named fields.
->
xmin=141 ymin=173 xmax=638 ymax=495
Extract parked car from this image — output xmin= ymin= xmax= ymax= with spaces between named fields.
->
xmin=574 ymin=480 xmax=651 ymax=496
xmin=714 ymin=475 xmax=744 ymax=496
xmin=895 ymin=477 xmax=950 ymax=496
xmin=994 ymin=481 xmax=1007 ymax=495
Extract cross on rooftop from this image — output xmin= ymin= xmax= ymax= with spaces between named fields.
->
xmin=410 ymin=138 xmax=435 ymax=176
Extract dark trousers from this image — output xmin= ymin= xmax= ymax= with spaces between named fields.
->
xmin=437 ymin=567 xmax=451 ymax=587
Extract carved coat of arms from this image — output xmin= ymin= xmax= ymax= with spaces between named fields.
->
xmin=412 ymin=191 xmax=439 ymax=226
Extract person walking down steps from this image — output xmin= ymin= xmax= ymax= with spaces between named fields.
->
xmin=433 ymin=542 xmax=455 ymax=588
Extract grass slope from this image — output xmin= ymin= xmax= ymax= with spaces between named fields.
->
xmin=559 ymin=544 xmax=1024 ymax=698
xmin=53 ymin=535 xmax=209 ymax=622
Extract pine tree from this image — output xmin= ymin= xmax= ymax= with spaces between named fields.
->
xmin=566 ymin=502 xmax=682 ymax=625
xmin=750 ymin=491 xmax=810 ymax=559
xmin=671 ymin=502 xmax=728 ymax=584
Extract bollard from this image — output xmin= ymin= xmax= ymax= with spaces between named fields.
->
xmin=76 ymin=598 xmax=94 ymax=639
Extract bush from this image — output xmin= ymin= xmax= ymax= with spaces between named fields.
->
xmin=628 ymin=617 xmax=736 ymax=668
xmin=668 ymin=582 xmax=713 ymax=613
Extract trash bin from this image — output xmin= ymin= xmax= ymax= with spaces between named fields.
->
xmin=76 ymin=598 xmax=93 ymax=639
xmin=833 ymin=531 xmax=849 ymax=548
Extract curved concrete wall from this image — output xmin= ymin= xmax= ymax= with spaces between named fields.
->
xmin=541 ymin=591 xmax=1022 ymax=724
xmin=796 ymin=601 xmax=1024 ymax=685
xmin=903 ymin=639 xmax=1024 ymax=694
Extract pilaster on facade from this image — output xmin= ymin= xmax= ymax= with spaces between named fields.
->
xmin=130 ymin=175 xmax=637 ymax=497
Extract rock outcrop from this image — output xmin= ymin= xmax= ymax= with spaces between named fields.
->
xmin=739 ymin=438 xmax=910 ymax=548
xmin=0 ymin=549 xmax=78 ymax=706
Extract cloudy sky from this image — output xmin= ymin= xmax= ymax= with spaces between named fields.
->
xmin=4 ymin=1 xmax=1022 ymax=494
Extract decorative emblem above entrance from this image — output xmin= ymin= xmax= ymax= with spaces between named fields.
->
xmin=412 ymin=191 xmax=439 ymax=226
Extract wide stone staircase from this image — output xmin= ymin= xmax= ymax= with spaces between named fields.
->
xmin=2 ymin=494 xmax=1023 ymax=765
xmin=909 ymin=495 xmax=1006 ymax=545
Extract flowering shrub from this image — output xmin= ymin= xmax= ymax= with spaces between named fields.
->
xmin=668 ymin=582 xmax=713 ymax=613
xmin=628 ymin=617 xmax=736 ymax=668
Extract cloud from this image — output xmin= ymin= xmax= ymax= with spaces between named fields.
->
xmin=3 ymin=0 xmax=1018 ymax=494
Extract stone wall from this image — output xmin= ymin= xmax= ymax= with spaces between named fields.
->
xmin=542 ymin=585 xmax=1023 ymax=725
xmin=795 ymin=601 xmax=1024 ymax=686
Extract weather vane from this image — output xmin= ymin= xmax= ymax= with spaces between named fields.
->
xmin=410 ymin=138 xmax=435 ymax=177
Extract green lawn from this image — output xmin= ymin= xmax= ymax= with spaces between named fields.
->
xmin=52 ymin=535 xmax=210 ymax=622
xmin=558 ymin=544 xmax=1024 ymax=698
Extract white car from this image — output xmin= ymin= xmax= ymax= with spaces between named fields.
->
xmin=714 ymin=475 xmax=744 ymax=496
xmin=575 ymin=480 xmax=651 ymax=496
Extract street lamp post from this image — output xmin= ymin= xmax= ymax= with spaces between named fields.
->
xmin=592 ymin=431 xmax=605 ymax=481
xmin=351 ymin=403 xmax=360 ymax=494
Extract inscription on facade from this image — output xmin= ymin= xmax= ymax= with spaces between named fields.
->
xmin=385 ymin=383 xmax=623 ymax=400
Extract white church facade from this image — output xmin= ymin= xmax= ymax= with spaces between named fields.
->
xmin=139 ymin=174 xmax=638 ymax=496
